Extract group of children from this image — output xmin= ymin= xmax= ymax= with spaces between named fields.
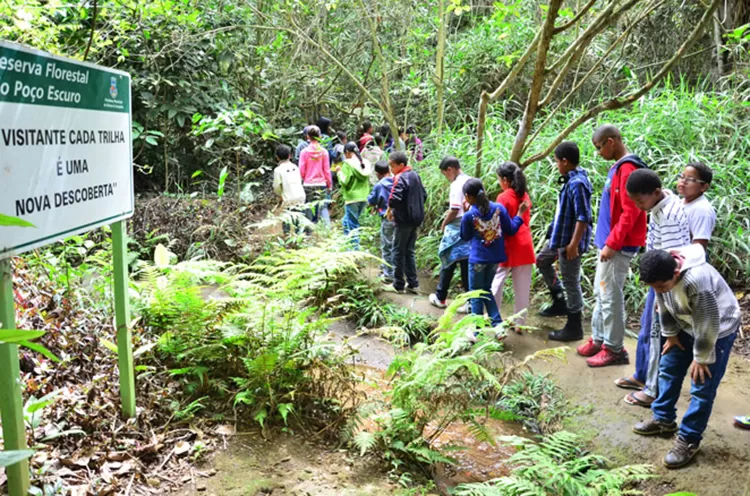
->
xmin=274 ymin=121 xmax=745 ymax=468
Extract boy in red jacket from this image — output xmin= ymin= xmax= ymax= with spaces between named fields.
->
xmin=578 ymin=125 xmax=647 ymax=367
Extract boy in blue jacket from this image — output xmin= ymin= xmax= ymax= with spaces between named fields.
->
xmin=368 ymin=161 xmax=395 ymax=283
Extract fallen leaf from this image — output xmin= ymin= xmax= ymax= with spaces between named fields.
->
xmin=174 ymin=441 xmax=191 ymax=456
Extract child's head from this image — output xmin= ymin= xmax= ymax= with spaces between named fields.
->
xmin=316 ymin=117 xmax=332 ymax=135
xmin=276 ymin=144 xmax=291 ymax=161
xmin=336 ymin=130 xmax=347 ymax=143
xmin=362 ymin=121 xmax=373 ymax=135
xmin=626 ymin=169 xmax=663 ymax=211
xmin=554 ymin=141 xmax=580 ymax=174
xmin=592 ymin=124 xmax=624 ymax=161
xmin=388 ymin=151 xmax=408 ymax=174
xmin=343 ymin=141 xmax=358 ymax=158
xmin=374 ymin=160 xmax=390 ymax=179
xmin=463 ymin=178 xmax=490 ymax=214
xmin=496 ymin=161 xmax=527 ymax=198
xmin=301 ymin=126 xmax=310 ymax=141
xmin=639 ymin=249 xmax=680 ymax=293
xmin=307 ymin=125 xmax=321 ymax=142
xmin=438 ymin=156 xmax=461 ymax=182
xmin=677 ymin=162 xmax=712 ymax=203
xmin=372 ymin=133 xmax=384 ymax=148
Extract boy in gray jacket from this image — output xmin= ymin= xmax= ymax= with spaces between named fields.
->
xmin=632 ymin=244 xmax=741 ymax=469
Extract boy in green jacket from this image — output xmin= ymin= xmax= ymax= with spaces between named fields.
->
xmin=339 ymin=142 xmax=373 ymax=249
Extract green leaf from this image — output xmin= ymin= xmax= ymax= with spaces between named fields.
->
xmin=191 ymin=170 xmax=203 ymax=179
xmin=0 ymin=450 xmax=34 ymax=468
xmin=0 ymin=214 xmax=35 ymax=228
xmin=254 ymin=408 xmax=267 ymax=428
xmin=154 ymin=243 xmax=171 ymax=268
xmin=18 ymin=340 xmax=60 ymax=362
xmin=277 ymin=403 xmax=294 ymax=425
xmin=145 ymin=136 xmax=158 ymax=146
xmin=0 ymin=329 xmax=45 ymax=344
xmin=100 ymin=338 xmax=119 ymax=354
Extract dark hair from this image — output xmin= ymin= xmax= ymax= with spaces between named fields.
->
xmin=593 ymin=124 xmax=622 ymax=144
xmin=439 ymin=156 xmax=461 ymax=171
xmin=463 ymin=178 xmax=490 ymax=215
xmin=390 ymin=151 xmax=408 ymax=166
xmin=374 ymin=160 xmax=389 ymax=175
xmin=316 ymin=117 xmax=332 ymax=135
xmin=639 ymin=250 xmax=678 ymax=283
xmin=496 ymin=161 xmax=527 ymax=198
xmin=307 ymin=125 xmax=321 ymax=141
xmin=361 ymin=121 xmax=373 ymax=135
xmin=686 ymin=162 xmax=713 ymax=184
xmin=379 ymin=124 xmax=392 ymax=140
xmin=344 ymin=141 xmax=365 ymax=169
xmin=626 ymin=169 xmax=662 ymax=195
xmin=406 ymin=125 xmax=417 ymax=135
xmin=372 ymin=133 xmax=385 ymax=148
xmin=336 ymin=130 xmax=347 ymax=142
xmin=554 ymin=141 xmax=580 ymax=166
xmin=276 ymin=144 xmax=291 ymax=160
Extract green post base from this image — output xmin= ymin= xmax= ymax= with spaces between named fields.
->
xmin=111 ymin=221 xmax=136 ymax=419
xmin=0 ymin=259 xmax=31 ymax=495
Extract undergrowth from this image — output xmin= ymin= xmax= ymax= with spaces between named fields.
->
xmin=454 ymin=431 xmax=656 ymax=496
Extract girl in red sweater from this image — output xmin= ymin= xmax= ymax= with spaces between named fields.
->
xmin=491 ymin=162 xmax=536 ymax=328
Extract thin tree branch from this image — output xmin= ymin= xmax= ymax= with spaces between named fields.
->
xmin=82 ymin=0 xmax=98 ymax=62
xmin=520 ymin=0 xmax=722 ymax=167
xmin=553 ymin=0 xmax=600 ymax=34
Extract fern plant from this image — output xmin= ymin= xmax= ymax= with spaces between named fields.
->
xmin=454 ymin=432 xmax=656 ymax=496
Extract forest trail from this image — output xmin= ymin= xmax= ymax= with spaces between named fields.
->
xmin=382 ymin=283 xmax=750 ymax=496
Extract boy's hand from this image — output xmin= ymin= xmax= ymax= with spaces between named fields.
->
xmin=690 ymin=360 xmax=712 ymax=384
xmin=565 ymin=243 xmax=579 ymax=260
xmin=599 ymin=245 xmax=617 ymax=262
xmin=386 ymin=208 xmax=394 ymax=222
xmin=518 ymin=200 xmax=530 ymax=216
xmin=662 ymin=335 xmax=685 ymax=355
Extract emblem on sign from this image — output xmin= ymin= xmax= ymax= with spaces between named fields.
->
xmin=109 ymin=76 xmax=118 ymax=99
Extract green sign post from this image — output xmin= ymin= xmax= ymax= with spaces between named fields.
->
xmin=0 ymin=41 xmax=135 ymax=494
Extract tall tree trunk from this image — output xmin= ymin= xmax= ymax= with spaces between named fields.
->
xmin=435 ymin=0 xmax=447 ymax=135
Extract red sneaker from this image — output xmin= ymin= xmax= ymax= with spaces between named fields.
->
xmin=576 ymin=337 xmax=602 ymax=357
xmin=586 ymin=345 xmax=630 ymax=367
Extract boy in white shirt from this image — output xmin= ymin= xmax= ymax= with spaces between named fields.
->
xmin=273 ymin=144 xmax=306 ymax=233
xmin=429 ymin=156 xmax=471 ymax=310
xmin=678 ymin=162 xmax=716 ymax=249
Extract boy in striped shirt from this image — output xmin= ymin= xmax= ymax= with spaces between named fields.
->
xmin=632 ymin=246 xmax=740 ymax=468
xmin=617 ymin=169 xmax=691 ymax=407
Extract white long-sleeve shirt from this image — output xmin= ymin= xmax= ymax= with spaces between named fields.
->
xmin=273 ymin=161 xmax=305 ymax=206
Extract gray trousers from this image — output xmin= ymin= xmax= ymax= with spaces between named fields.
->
xmin=591 ymin=250 xmax=636 ymax=352
xmin=380 ymin=219 xmax=396 ymax=279
xmin=536 ymin=242 xmax=584 ymax=314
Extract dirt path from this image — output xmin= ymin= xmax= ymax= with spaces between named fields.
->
xmin=382 ymin=287 xmax=750 ymax=496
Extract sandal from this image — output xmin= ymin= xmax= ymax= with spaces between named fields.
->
xmin=734 ymin=415 xmax=750 ymax=430
xmin=615 ymin=376 xmax=645 ymax=391
xmin=624 ymin=391 xmax=654 ymax=408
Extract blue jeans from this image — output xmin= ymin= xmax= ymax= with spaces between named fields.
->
xmin=634 ymin=288 xmax=662 ymax=397
xmin=393 ymin=225 xmax=418 ymax=290
xmin=652 ymin=330 xmax=737 ymax=444
xmin=380 ymin=219 xmax=395 ymax=279
xmin=469 ymin=262 xmax=501 ymax=326
xmin=342 ymin=202 xmax=365 ymax=249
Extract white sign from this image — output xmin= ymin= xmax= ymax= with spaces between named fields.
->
xmin=0 ymin=41 xmax=134 ymax=259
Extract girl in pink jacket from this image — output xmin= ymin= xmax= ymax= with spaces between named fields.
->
xmin=298 ymin=125 xmax=332 ymax=224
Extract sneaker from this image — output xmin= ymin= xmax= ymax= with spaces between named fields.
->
xmin=464 ymin=328 xmax=478 ymax=343
xmin=458 ymin=302 xmax=472 ymax=314
xmin=586 ymin=345 xmax=630 ymax=367
xmin=429 ymin=293 xmax=447 ymax=309
xmin=405 ymin=286 xmax=419 ymax=295
xmin=576 ymin=337 xmax=602 ymax=357
xmin=383 ymin=284 xmax=405 ymax=294
xmin=734 ymin=415 xmax=750 ymax=430
xmin=663 ymin=436 xmax=700 ymax=469
xmin=633 ymin=418 xmax=679 ymax=436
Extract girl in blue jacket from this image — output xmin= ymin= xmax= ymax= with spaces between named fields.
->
xmin=460 ymin=178 xmax=529 ymax=327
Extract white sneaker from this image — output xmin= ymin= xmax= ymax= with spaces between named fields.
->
xmin=458 ymin=302 xmax=472 ymax=314
xmin=429 ymin=293 xmax=447 ymax=309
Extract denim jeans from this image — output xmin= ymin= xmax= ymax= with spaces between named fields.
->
xmin=342 ymin=201 xmax=366 ymax=249
xmin=469 ymin=262 xmax=502 ymax=327
xmin=380 ymin=219 xmax=396 ymax=279
xmin=435 ymin=259 xmax=468 ymax=301
xmin=652 ymin=330 xmax=737 ymax=444
xmin=634 ymin=288 xmax=662 ymax=397
xmin=393 ymin=225 xmax=418 ymax=290
xmin=536 ymin=241 xmax=584 ymax=313
xmin=590 ymin=250 xmax=636 ymax=352
xmin=303 ymin=186 xmax=331 ymax=225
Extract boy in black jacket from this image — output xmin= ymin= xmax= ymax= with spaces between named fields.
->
xmin=386 ymin=152 xmax=427 ymax=294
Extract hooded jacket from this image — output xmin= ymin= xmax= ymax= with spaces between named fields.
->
xmin=656 ymin=244 xmax=741 ymax=364
xmin=388 ymin=166 xmax=427 ymax=227
xmin=299 ymin=142 xmax=332 ymax=189
xmin=600 ymin=154 xmax=648 ymax=251
xmin=339 ymin=156 xmax=373 ymax=204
